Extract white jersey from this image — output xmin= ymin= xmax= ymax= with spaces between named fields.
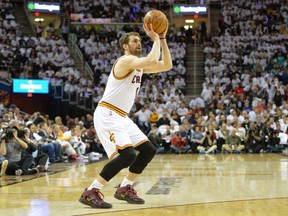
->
xmin=99 ymin=57 xmax=143 ymax=114
xmin=95 ymin=57 xmax=147 ymax=159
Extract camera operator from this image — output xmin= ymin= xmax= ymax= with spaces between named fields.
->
xmin=267 ymin=130 xmax=284 ymax=153
xmin=197 ymin=126 xmax=217 ymax=154
xmin=261 ymin=122 xmax=274 ymax=148
xmin=19 ymin=128 xmax=48 ymax=171
xmin=0 ymin=128 xmax=41 ymax=176
xmin=244 ymin=122 xmax=265 ymax=153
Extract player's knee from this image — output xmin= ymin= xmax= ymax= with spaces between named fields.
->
xmin=118 ymin=147 xmax=137 ymax=167
xmin=129 ymin=142 xmax=156 ymax=174
xmin=137 ymin=141 xmax=157 ymax=161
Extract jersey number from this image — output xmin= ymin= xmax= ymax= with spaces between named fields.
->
xmin=135 ymin=87 xmax=140 ymax=100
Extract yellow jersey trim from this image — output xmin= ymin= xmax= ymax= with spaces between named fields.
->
xmin=99 ymin=101 xmax=127 ymax=117
xmin=109 ymin=144 xmax=133 ymax=160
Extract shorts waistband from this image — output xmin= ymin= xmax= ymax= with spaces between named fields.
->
xmin=99 ymin=101 xmax=127 ymax=117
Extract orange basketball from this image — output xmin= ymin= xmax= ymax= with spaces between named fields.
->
xmin=144 ymin=10 xmax=168 ymax=35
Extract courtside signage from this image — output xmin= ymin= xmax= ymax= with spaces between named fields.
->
xmin=12 ymin=79 xmax=49 ymax=94
xmin=27 ymin=1 xmax=60 ymax=13
xmin=173 ymin=5 xmax=207 ymax=14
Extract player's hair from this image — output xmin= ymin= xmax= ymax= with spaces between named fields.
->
xmin=119 ymin=32 xmax=141 ymax=53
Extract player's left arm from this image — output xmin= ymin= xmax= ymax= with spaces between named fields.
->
xmin=144 ymin=19 xmax=173 ymax=74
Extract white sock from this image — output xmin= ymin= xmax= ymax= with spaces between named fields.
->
xmin=88 ymin=179 xmax=104 ymax=190
xmin=120 ymin=178 xmax=134 ymax=187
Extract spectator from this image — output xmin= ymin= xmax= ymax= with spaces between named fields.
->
xmin=147 ymin=124 xmax=164 ymax=154
xmin=222 ymin=128 xmax=245 ymax=153
xmin=189 ymin=126 xmax=203 ymax=153
xmin=244 ymin=122 xmax=265 ymax=153
xmin=267 ymin=130 xmax=284 ymax=153
xmin=197 ymin=126 xmax=217 ymax=154
xmin=170 ymin=132 xmax=190 ymax=154
xmin=217 ymin=123 xmax=230 ymax=152
xmin=0 ymin=128 xmax=41 ymax=175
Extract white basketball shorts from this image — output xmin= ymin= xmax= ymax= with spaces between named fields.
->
xmin=94 ymin=104 xmax=149 ymax=159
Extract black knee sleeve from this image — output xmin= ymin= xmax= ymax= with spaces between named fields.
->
xmin=100 ymin=146 xmax=137 ymax=181
xmin=129 ymin=141 xmax=156 ymax=174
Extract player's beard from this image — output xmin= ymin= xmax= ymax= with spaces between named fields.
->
xmin=128 ymin=45 xmax=142 ymax=56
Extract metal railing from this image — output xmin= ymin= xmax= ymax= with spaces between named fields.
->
xmin=53 ymin=84 xmax=94 ymax=111
xmin=68 ymin=33 xmax=94 ymax=79
xmin=23 ymin=0 xmax=37 ymax=36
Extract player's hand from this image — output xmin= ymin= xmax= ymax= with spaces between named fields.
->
xmin=158 ymin=19 xmax=169 ymax=39
xmin=143 ymin=23 xmax=159 ymax=41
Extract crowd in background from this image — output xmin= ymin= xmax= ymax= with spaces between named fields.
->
xmin=0 ymin=104 xmax=105 ymax=176
xmin=1 ymin=0 xmax=288 ymax=177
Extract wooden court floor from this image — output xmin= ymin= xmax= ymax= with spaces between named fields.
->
xmin=1 ymin=153 xmax=288 ymax=216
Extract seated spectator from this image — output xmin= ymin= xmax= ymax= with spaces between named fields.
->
xmin=235 ymin=121 xmax=246 ymax=141
xmin=217 ymin=123 xmax=230 ymax=152
xmin=244 ymin=122 xmax=266 ymax=153
xmin=149 ymin=108 xmax=160 ymax=125
xmin=171 ymin=110 xmax=181 ymax=125
xmin=65 ymin=127 xmax=87 ymax=157
xmin=189 ymin=126 xmax=203 ymax=153
xmin=147 ymin=124 xmax=165 ymax=154
xmin=157 ymin=111 xmax=171 ymax=127
xmin=80 ymin=125 xmax=106 ymax=155
xmin=0 ymin=128 xmax=42 ymax=176
xmin=83 ymin=114 xmax=94 ymax=130
xmin=28 ymin=123 xmax=61 ymax=163
xmin=49 ymin=124 xmax=79 ymax=160
xmin=222 ymin=128 xmax=245 ymax=153
xmin=197 ymin=126 xmax=217 ymax=154
xmin=160 ymin=125 xmax=172 ymax=152
xmin=177 ymin=102 xmax=189 ymax=118
xmin=134 ymin=104 xmax=151 ymax=133
xmin=267 ymin=130 xmax=285 ymax=153
xmin=19 ymin=127 xmax=48 ymax=171
xmin=170 ymin=132 xmax=190 ymax=154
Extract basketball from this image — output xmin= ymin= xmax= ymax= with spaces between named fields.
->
xmin=144 ymin=10 xmax=168 ymax=35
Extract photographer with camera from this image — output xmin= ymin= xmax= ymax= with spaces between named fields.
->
xmin=244 ymin=122 xmax=265 ymax=153
xmin=19 ymin=128 xmax=48 ymax=171
xmin=267 ymin=129 xmax=285 ymax=153
xmin=0 ymin=128 xmax=42 ymax=176
xmin=197 ymin=125 xmax=217 ymax=154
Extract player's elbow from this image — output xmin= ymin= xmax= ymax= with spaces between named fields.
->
xmin=166 ymin=62 xmax=173 ymax=70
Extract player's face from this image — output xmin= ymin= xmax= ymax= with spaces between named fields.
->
xmin=127 ymin=36 xmax=142 ymax=56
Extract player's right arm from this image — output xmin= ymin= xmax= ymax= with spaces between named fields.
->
xmin=144 ymin=19 xmax=173 ymax=74
xmin=114 ymin=24 xmax=161 ymax=77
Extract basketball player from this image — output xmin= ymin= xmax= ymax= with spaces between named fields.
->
xmin=79 ymin=21 xmax=172 ymax=208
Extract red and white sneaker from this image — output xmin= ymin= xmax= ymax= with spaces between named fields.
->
xmin=79 ymin=188 xmax=112 ymax=208
xmin=114 ymin=184 xmax=145 ymax=204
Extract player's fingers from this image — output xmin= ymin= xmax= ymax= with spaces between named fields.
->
xmin=148 ymin=23 xmax=153 ymax=31
xmin=143 ymin=23 xmax=150 ymax=32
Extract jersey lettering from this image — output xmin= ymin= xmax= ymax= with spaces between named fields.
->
xmin=132 ymin=75 xmax=141 ymax=84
